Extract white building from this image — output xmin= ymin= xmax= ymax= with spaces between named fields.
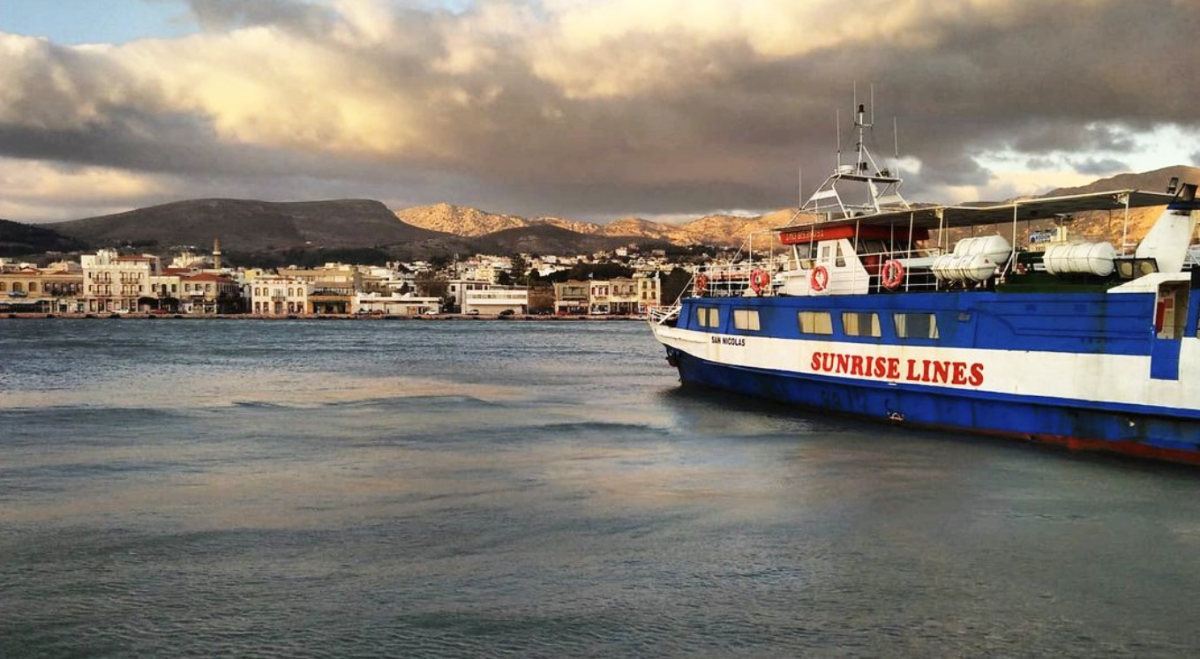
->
xmin=249 ymin=277 xmax=311 ymax=316
xmin=463 ymin=287 xmax=528 ymax=315
xmin=81 ymin=249 xmax=161 ymax=313
xmin=352 ymin=292 xmax=441 ymax=315
xmin=445 ymin=279 xmax=493 ymax=310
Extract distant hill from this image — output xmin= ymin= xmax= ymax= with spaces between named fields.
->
xmin=1044 ymin=165 xmax=1200 ymax=197
xmin=49 ymin=198 xmax=447 ymax=253
xmin=474 ymin=224 xmax=670 ymax=255
xmin=929 ymin=166 xmax=1200 ymax=247
xmin=1040 ymin=165 xmax=1200 ymax=245
xmin=0 ymin=219 xmax=88 ymax=257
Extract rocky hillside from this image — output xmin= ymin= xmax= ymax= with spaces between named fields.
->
xmin=394 ymin=202 xmax=531 ymax=237
xmin=533 ymin=216 xmax=602 ymax=234
xmin=395 ymin=203 xmax=800 ymax=247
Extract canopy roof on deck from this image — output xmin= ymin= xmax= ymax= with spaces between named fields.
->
xmin=775 ymin=189 xmax=1177 ymax=233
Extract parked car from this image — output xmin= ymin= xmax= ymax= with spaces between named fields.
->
xmin=498 ymin=309 xmax=515 ymax=317
xmin=467 ymin=309 xmax=480 ymax=315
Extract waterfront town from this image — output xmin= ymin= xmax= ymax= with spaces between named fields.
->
xmin=0 ymin=239 xmax=689 ymax=317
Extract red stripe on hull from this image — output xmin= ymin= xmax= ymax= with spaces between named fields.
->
xmin=912 ymin=422 xmax=1200 ymax=467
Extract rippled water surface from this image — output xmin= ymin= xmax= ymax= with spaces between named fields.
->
xmin=3 ymin=319 xmax=1200 ymax=657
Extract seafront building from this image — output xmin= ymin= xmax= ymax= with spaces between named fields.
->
xmin=249 ymin=277 xmax=312 ymax=316
xmin=179 ymin=273 xmax=241 ymax=314
xmin=635 ymin=274 xmax=662 ymax=313
xmin=552 ymin=274 xmax=661 ymax=315
xmin=589 ymin=278 xmax=639 ymax=315
xmin=0 ymin=260 xmax=84 ymax=313
xmin=81 ymin=249 xmax=161 ymax=313
xmin=445 ymin=278 xmax=494 ymax=311
xmin=277 ymin=264 xmax=359 ymax=314
xmin=353 ymin=292 xmax=441 ymax=315
xmin=462 ymin=287 xmax=529 ymax=315
xmin=553 ymin=281 xmax=589 ymax=314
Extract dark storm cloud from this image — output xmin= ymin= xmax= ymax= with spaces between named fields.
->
xmin=1071 ymin=157 xmax=1128 ymax=176
xmin=2 ymin=0 xmax=1199 ymax=222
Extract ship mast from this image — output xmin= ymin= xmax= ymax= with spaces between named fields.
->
xmin=796 ymin=90 xmax=910 ymax=223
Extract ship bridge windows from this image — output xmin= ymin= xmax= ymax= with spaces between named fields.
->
xmin=893 ymin=313 xmax=939 ymax=339
xmin=798 ymin=310 xmax=834 ymax=335
xmin=733 ymin=309 xmax=760 ymax=331
xmin=842 ymin=312 xmax=881 ymax=338
xmin=696 ymin=306 xmax=721 ymax=329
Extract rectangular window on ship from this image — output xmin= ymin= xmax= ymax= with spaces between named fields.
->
xmin=894 ymin=313 xmax=939 ymax=339
xmin=696 ymin=307 xmax=720 ymax=328
xmin=733 ymin=309 xmax=760 ymax=331
xmin=798 ymin=311 xmax=833 ymax=335
xmin=842 ymin=312 xmax=881 ymax=337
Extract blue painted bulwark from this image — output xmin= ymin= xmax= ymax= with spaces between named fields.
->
xmin=1151 ymin=338 xmax=1182 ymax=380
xmin=679 ymin=292 xmax=1157 ymax=356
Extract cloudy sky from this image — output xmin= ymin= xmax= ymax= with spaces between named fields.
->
xmin=2 ymin=0 xmax=1198 ymax=224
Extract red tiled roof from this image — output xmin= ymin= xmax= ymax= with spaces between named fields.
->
xmin=181 ymin=273 xmax=232 ymax=282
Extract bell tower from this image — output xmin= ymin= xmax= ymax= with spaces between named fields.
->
xmin=213 ymin=237 xmax=222 ymax=270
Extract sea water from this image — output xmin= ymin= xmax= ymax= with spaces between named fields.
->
xmin=2 ymin=319 xmax=1200 ymax=656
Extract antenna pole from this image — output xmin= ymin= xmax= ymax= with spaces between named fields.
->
xmin=893 ymin=116 xmax=899 ymax=157
xmin=870 ymin=84 xmax=875 ymax=126
xmin=836 ymin=109 xmax=841 ymax=168
xmin=798 ymin=167 xmax=803 ymax=209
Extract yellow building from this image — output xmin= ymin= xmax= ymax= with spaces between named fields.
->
xmin=553 ymin=280 xmax=589 ymax=314
xmin=0 ymin=262 xmax=84 ymax=312
xmin=277 ymin=265 xmax=358 ymax=314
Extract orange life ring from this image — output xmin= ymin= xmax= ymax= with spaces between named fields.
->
xmin=749 ymin=268 xmax=770 ymax=294
xmin=693 ymin=273 xmax=708 ymax=295
xmin=810 ymin=265 xmax=829 ymax=292
xmin=881 ymin=259 xmax=905 ymax=290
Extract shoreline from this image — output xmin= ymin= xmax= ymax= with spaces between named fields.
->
xmin=3 ymin=312 xmax=645 ymax=321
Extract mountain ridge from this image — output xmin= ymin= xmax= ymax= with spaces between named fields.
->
xmin=395 ymin=204 xmax=792 ymax=247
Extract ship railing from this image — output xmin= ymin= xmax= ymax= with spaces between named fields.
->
xmin=647 ymin=304 xmax=680 ymax=326
xmin=691 ymin=260 xmax=786 ymax=298
xmin=1184 ymin=245 xmax=1200 ymax=270
xmin=787 ymin=247 xmax=942 ymax=293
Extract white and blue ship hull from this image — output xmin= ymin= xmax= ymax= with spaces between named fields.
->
xmin=652 ymin=287 xmax=1200 ymax=464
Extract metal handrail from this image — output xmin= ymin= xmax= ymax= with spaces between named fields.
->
xmin=647 ymin=304 xmax=680 ymax=325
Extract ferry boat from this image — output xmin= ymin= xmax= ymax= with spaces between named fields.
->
xmin=648 ymin=101 xmax=1200 ymax=465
